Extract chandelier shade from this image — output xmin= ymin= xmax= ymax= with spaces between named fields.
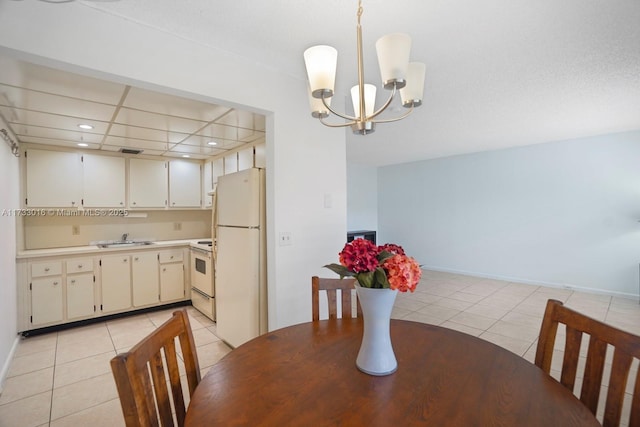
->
xmin=303 ymin=0 xmax=425 ymax=135
xmin=304 ymin=45 xmax=338 ymax=98
xmin=375 ymin=33 xmax=411 ymax=89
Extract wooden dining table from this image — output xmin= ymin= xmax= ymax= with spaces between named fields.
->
xmin=185 ymin=318 xmax=600 ymax=426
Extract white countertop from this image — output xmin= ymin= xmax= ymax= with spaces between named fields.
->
xmin=16 ymin=239 xmax=206 ymax=259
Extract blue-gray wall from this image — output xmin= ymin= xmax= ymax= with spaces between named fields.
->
xmin=377 ymin=130 xmax=640 ymax=296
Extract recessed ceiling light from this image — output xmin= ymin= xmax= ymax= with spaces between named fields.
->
xmin=77 ymin=143 xmax=89 ymax=147
xmin=78 ymin=124 xmax=93 ymax=130
xmin=207 ymin=141 xmax=217 ymax=146
xmin=182 ymin=154 xmax=190 ymax=158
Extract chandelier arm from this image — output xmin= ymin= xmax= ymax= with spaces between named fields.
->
xmin=319 ymin=118 xmax=357 ymax=128
xmin=372 ymin=104 xmax=415 ymax=124
xmin=321 ymin=95 xmax=358 ymax=122
xmin=367 ymin=85 xmax=397 ymax=121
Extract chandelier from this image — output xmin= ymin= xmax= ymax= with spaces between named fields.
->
xmin=303 ymin=0 xmax=425 ymax=135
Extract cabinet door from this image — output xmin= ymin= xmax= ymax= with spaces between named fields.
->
xmin=254 ymin=143 xmax=266 ymax=168
xmin=82 ymin=154 xmax=125 ymax=207
xmin=26 ymin=149 xmax=82 ymax=207
xmin=168 ymin=160 xmax=201 ymax=207
xmin=67 ymin=273 xmax=95 ymax=319
xmin=160 ymin=263 xmax=184 ymax=302
xmin=132 ymin=252 xmax=159 ymax=307
xmin=203 ymin=161 xmax=213 ymax=208
xmin=212 ymin=158 xmax=224 ymax=184
xmin=238 ymin=146 xmax=254 ymax=171
xmin=101 ymin=255 xmax=131 ymax=313
xmin=31 ymin=276 xmax=63 ymax=325
xmin=129 ymin=158 xmax=168 ymax=208
xmin=224 ymin=153 xmax=238 ymax=174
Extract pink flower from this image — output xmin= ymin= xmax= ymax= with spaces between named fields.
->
xmin=382 ymin=254 xmax=422 ymax=293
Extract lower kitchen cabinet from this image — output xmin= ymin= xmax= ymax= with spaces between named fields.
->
xmin=159 ymin=250 xmax=185 ymax=302
xmin=18 ymin=245 xmax=190 ymax=333
xmin=132 ymin=252 xmax=160 ymax=307
xmin=100 ymin=255 xmax=132 ymax=313
xmin=67 ymin=273 xmax=95 ymax=319
xmin=31 ymin=277 xmax=64 ymax=325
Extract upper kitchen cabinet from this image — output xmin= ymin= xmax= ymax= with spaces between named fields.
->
xmin=254 ymin=143 xmax=266 ymax=168
xmin=82 ymin=154 xmax=125 ymax=207
xmin=224 ymin=152 xmax=238 ymax=174
xmin=26 ymin=148 xmax=82 ymax=207
xmin=168 ymin=160 xmax=201 ymax=208
xmin=203 ymin=161 xmax=213 ymax=208
xmin=212 ymin=157 xmax=224 ymax=184
xmin=238 ymin=146 xmax=254 ymax=171
xmin=129 ymin=158 xmax=168 ymax=208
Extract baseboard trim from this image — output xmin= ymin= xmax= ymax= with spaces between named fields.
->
xmin=0 ymin=335 xmax=20 ymax=395
xmin=424 ymin=265 xmax=640 ymax=301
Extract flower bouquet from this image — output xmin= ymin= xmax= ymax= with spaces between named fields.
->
xmin=324 ymin=238 xmax=421 ymax=292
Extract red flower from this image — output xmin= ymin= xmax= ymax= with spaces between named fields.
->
xmin=339 ymin=238 xmax=379 ymax=273
xmin=378 ymin=243 xmax=405 ymax=256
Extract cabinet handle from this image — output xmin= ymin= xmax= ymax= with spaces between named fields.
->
xmin=71 ymin=201 xmax=75 ymax=205
xmin=170 ymin=255 xmax=174 ymax=259
xmin=120 ymin=202 xmax=124 ymax=205
xmin=70 ymin=279 xmax=76 ymax=284
xmin=132 ymin=202 xmax=137 ymax=205
xmin=53 ymin=281 xmax=59 ymax=286
xmin=123 ymin=258 xmax=128 ymax=263
xmin=162 ymin=268 xmax=166 ymax=272
xmin=78 ymin=264 xmax=83 ymax=269
xmin=44 ymin=267 xmax=50 ymax=272
xmin=134 ymin=257 xmax=139 ymax=261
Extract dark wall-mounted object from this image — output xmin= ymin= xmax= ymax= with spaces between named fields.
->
xmin=347 ymin=230 xmax=376 ymax=244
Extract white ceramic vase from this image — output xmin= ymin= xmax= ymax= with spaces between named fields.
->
xmin=354 ymin=284 xmax=399 ymax=376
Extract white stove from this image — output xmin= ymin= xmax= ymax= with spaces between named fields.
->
xmin=190 ymin=239 xmax=215 ymax=320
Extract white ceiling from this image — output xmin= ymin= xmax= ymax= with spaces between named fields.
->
xmin=2 ymin=0 xmax=639 ymax=166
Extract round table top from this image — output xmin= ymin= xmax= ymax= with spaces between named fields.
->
xmin=185 ymin=319 xmax=599 ymax=426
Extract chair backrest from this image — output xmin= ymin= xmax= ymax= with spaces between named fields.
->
xmin=535 ymin=299 xmax=640 ymax=427
xmin=110 ymin=310 xmax=201 ymax=427
xmin=312 ymin=276 xmax=361 ymax=321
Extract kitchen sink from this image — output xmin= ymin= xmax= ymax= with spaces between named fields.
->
xmin=96 ymin=241 xmax=155 ymax=248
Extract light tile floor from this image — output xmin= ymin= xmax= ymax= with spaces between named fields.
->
xmin=1 ymin=270 xmax=640 ymax=426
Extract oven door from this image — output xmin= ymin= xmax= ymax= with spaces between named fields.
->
xmin=191 ymin=248 xmax=213 ymax=296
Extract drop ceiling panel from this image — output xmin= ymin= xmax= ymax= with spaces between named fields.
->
xmin=18 ymin=136 xmax=101 ymax=150
xmin=0 ymin=57 xmax=126 ymax=104
xmin=13 ymin=125 xmax=104 ymax=143
xmin=108 ymin=123 xmax=189 ymax=143
xmin=3 ymin=109 xmax=111 ymax=134
xmin=103 ymin=135 xmax=174 ymax=151
xmin=192 ymin=123 xmax=238 ymax=140
xmin=100 ymin=145 xmax=166 ymax=156
xmin=124 ymin=87 xmax=233 ymax=121
xmin=178 ymin=135 xmax=245 ymax=150
xmin=0 ymin=85 xmax=117 ymax=121
xmin=168 ymin=144 xmax=227 ymax=156
xmin=216 ymin=110 xmax=265 ymax=131
xmin=114 ymin=107 xmax=207 ymax=134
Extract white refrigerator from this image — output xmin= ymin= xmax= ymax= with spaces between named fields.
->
xmin=214 ymin=167 xmax=267 ymax=348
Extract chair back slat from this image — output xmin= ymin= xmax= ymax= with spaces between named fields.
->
xmin=311 ymin=276 xmax=361 ymax=321
xmin=111 ymin=310 xmax=201 ymax=427
xmin=535 ymin=299 xmax=640 ymax=427
xmin=580 ymin=337 xmax=607 ymax=413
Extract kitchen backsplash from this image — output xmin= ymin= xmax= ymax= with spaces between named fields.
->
xmin=22 ymin=210 xmax=212 ymax=249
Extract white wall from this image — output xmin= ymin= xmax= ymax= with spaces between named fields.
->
xmin=346 ymin=162 xmax=378 ymax=232
xmin=378 ymin=130 xmax=640 ymax=297
xmin=0 ymin=121 xmax=19 ymax=391
xmin=0 ymin=0 xmax=347 ymax=349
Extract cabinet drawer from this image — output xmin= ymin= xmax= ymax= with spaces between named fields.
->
xmin=31 ymin=261 xmax=62 ymax=278
xmin=66 ymin=258 xmax=94 ymax=274
xmin=159 ymin=250 xmax=183 ymax=264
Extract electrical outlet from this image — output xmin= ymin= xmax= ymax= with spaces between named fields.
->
xmin=174 ymin=222 xmax=182 ymax=231
xmin=279 ymin=232 xmax=292 ymax=246
xmin=72 ymin=225 xmax=80 ymax=235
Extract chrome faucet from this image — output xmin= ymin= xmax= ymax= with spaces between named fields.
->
xmin=121 ymin=233 xmax=129 ymax=241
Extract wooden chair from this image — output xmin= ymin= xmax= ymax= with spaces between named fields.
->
xmin=535 ymin=299 xmax=640 ymax=427
xmin=312 ymin=276 xmax=362 ymax=321
xmin=110 ymin=310 xmax=201 ymax=427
